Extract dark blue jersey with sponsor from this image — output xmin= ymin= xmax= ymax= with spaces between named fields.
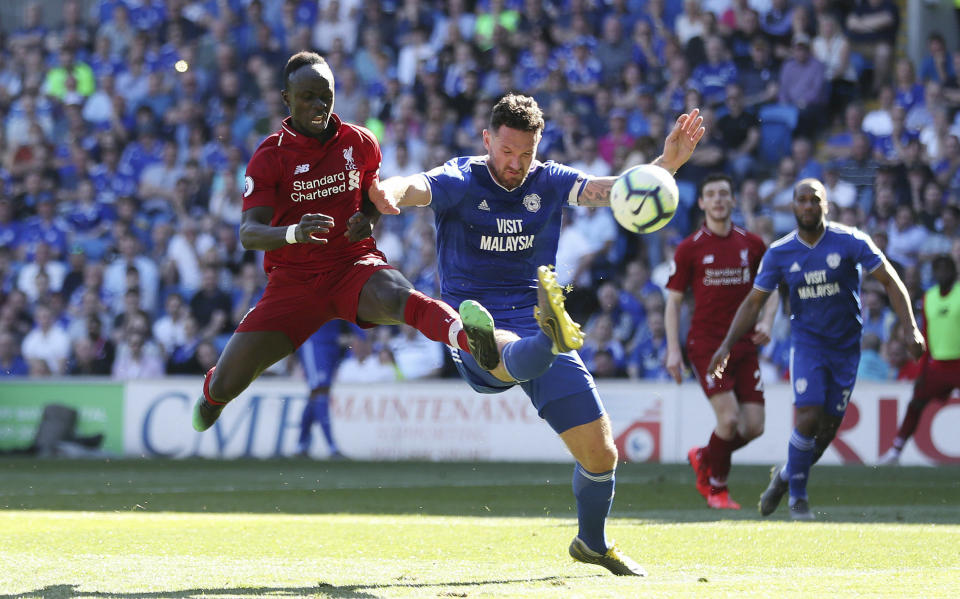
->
xmin=424 ymin=156 xmax=587 ymax=324
xmin=754 ymin=222 xmax=884 ymax=350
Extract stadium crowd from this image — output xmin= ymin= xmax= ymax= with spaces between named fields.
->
xmin=0 ymin=0 xmax=958 ymax=384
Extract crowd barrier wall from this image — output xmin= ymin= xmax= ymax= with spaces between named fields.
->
xmin=2 ymin=380 xmax=957 ymax=465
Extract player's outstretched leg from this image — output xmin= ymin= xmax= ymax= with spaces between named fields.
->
xmin=193 ymin=367 xmax=225 ymax=432
xmin=534 ymin=265 xmax=584 ymax=353
xmin=879 ymin=397 xmax=929 ymax=465
xmin=758 ymin=464 xmax=788 ymax=516
xmin=569 ymin=536 xmax=647 ymax=576
xmin=458 ymin=300 xmax=500 ymax=371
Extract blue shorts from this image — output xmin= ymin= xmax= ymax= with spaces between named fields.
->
xmin=789 ymin=343 xmax=861 ymax=418
xmin=298 ymin=321 xmax=343 ymax=390
xmin=450 ymin=346 xmax=604 ymax=434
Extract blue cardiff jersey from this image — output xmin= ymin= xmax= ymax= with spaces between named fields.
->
xmin=424 ymin=156 xmax=587 ymax=325
xmin=753 ymin=222 xmax=884 ymax=350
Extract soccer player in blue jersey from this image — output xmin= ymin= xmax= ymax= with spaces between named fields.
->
xmin=367 ymin=94 xmax=704 ymax=575
xmin=708 ymin=178 xmax=924 ymax=520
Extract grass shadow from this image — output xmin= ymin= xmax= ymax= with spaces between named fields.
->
xmin=1 ymin=575 xmax=598 ymax=599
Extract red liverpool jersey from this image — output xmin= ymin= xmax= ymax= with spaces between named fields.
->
xmin=243 ymin=114 xmax=382 ymax=273
xmin=666 ymin=225 xmax=767 ymax=345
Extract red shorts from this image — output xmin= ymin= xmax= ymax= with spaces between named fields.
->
xmin=687 ymin=338 xmax=764 ymax=404
xmin=912 ymin=356 xmax=960 ymax=403
xmin=235 ymin=251 xmax=394 ymax=349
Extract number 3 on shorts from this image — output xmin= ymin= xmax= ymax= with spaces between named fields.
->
xmin=837 ymin=389 xmax=851 ymax=412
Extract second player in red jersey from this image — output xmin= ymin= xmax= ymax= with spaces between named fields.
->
xmin=665 ymin=173 xmax=779 ymax=510
xmin=191 ymin=52 xmax=501 ymax=433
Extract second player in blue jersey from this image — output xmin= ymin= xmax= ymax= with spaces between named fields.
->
xmin=708 ymin=178 xmax=924 ymax=520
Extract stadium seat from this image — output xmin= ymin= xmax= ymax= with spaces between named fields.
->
xmin=758 ymin=104 xmax=799 ymax=166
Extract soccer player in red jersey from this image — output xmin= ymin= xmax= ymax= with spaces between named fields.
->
xmin=664 ymin=173 xmax=779 ymax=509
xmin=192 ymin=52 xmax=499 ymax=431
xmin=879 ymin=254 xmax=960 ymax=464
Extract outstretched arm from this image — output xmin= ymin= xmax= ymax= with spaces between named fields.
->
xmin=707 ymin=287 xmax=771 ymax=377
xmin=576 ymin=108 xmax=705 ymax=207
xmin=368 ymin=175 xmax=432 ymax=215
xmin=871 ymin=258 xmax=925 ymax=357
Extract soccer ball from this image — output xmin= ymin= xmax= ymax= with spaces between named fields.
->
xmin=609 ymin=164 xmax=680 ymax=234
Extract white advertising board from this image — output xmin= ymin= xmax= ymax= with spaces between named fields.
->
xmin=123 ymin=380 xmax=960 ymax=465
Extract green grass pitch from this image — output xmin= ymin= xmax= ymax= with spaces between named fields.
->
xmin=0 ymin=459 xmax=957 ymax=598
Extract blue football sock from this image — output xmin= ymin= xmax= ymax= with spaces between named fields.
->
xmin=501 ymin=330 xmax=557 ymax=381
xmin=298 ymin=400 xmax=315 ymax=449
xmin=786 ymin=429 xmax=815 ymax=502
xmin=572 ymin=463 xmax=614 ymax=554
xmin=313 ymin=394 xmax=338 ymax=452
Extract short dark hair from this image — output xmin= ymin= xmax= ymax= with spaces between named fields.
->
xmin=699 ymin=173 xmax=734 ymax=198
xmin=932 ymin=254 xmax=956 ymax=273
xmin=284 ymin=51 xmax=327 ymax=88
xmin=490 ymin=93 xmax=544 ymax=134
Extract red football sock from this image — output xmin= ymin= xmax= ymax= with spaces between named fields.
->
xmin=894 ymin=400 xmax=925 ymax=447
xmin=202 ymin=366 xmax=227 ymax=406
xmin=403 ymin=290 xmax=470 ymax=353
xmin=706 ymin=431 xmax=736 ymax=489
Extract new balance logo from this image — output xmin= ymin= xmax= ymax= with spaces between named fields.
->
xmin=478 ymin=200 xmax=490 ymax=211
xmin=294 ymin=163 xmax=310 ymax=175
xmin=789 ymin=262 xmax=802 ymax=272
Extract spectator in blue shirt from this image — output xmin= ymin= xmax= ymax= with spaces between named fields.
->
xmin=920 ymin=33 xmax=955 ymax=84
xmin=778 ymin=34 xmax=826 ymax=137
xmin=118 ymin=110 xmax=165 ymax=182
xmin=580 ymin=314 xmax=627 ymax=378
xmin=894 ymin=57 xmax=925 ymax=114
xmin=0 ymin=199 xmax=21 ymax=250
xmin=691 ymin=35 xmax=738 ymax=107
xmin=857 ymin=333 xmax=891 ymax=381
xmin=845 ymin=0 xmax=899 ymax=93
xmin=627 ymin=310 xmax=671 ymax=381
xmin=20 ymin=199 xmax=69 ymax=260
xmin=737 ymin=35 xmax=779 ymax=109
xmin=596 ymin=15 xmax=632 ymax=86
xmin=564 ymin=36 xmax=602 ymax=98
xmin=761 ymin=0 xmax=794 ymax=55
xmin=0 ymin=330 xmax=28 ymax=376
